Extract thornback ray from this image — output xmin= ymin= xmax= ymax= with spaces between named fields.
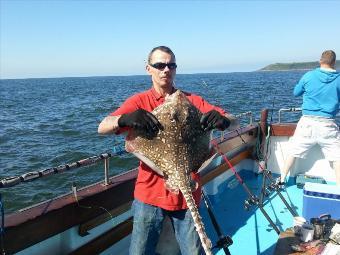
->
xmin=125 ymin=90 xmax=215 ymax=255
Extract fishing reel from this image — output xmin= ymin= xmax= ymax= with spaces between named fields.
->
xmin=267 ymin=181 xmax=279 ymax=192
xmin=212 ymin=235 xmax=233 ymax=250
xmin=262 ymin=187 xmax=271 ymax=197
xmin=244 ymin=196 xmax=258 ymax=211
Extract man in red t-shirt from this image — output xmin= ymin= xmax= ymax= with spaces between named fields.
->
xmin=98 ymin=46 xmax=234 ymax=255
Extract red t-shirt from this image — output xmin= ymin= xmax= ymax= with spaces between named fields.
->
xmin=111 ymin=87 xmax=226 ymax=210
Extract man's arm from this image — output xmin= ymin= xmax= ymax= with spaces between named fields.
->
xmin=189 ymin=94 xmax=239 ymax=131
xmin=293 ymin=75 xmax=306 ymax=97
xmin=200 ymin=111 xmax=240 ymax=131
xmin=98 ymin=115 xmax=121 ymax=135
xmin=225 ymin=113 xmax=240 ymax=130
xmin=98 ymin=109 xmax=162 ymax=136
xmin=98 ymin=94 xmax=139 ymax=135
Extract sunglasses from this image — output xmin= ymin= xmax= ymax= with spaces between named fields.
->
xmin=149 ymin=62 xmax=177 ymax=70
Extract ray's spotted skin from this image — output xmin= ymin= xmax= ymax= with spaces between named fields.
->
xmin=126 ymin=90 xmax=213 ymax=255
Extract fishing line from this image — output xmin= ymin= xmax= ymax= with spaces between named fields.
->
xmin=236 ymin=128 xmax=268 ymax=172
xmin=210 ymin=140 xmax=247 ymax=185
xmin=71 ymin=182 xmax=116 ymax=228
xmin=236 ymin=127 xmax=272 ymax=175
xmin=0 ymin=194 xmax=5 ymax=255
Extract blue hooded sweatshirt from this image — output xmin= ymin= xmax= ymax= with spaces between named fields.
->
xmin=294 ymin=68 xmax=340 ymax=118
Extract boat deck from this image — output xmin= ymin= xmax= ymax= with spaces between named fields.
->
xmin=202 ymin=170 xmax=303 ymax=255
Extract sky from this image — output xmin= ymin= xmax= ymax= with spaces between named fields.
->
xmin=1 ymin=0 xmax=340 ymax=79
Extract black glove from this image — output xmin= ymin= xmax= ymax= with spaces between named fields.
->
xmin=200 ymin=110 xmax=230 ymax=131
xmin=118 ymin=109 xmax=163 ymax=135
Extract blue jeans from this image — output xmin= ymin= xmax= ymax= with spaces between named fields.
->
xmin=129 ymin=199 xmax=203 ymax=255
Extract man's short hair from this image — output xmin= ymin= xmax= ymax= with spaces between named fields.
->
xmin=320 ymin=50 xmax=336 ymax=66
xmin=148 ymin=46 xmax=175 ymax=64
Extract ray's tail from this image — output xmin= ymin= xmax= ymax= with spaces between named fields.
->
xmin=180 ymin=184 xmax=213 ymax=255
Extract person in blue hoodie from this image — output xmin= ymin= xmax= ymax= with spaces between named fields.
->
xmin=279 ymin=50 xmax=340 ymax=186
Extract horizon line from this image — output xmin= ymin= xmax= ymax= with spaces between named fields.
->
xmin=0 ymin=70 xmax=258 ymax=81
xmin=0 ymin=69 xmax=311 ymax=81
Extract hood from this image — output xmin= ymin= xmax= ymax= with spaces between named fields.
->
xmin=315 ymin=68 xmax=340 ymax=83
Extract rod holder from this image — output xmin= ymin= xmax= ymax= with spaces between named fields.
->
xmin=104 ymin=158 xmax=110 ymax=185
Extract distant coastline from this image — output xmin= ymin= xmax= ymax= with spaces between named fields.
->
xmin=259 ymin=60 xmax=340 ymax=71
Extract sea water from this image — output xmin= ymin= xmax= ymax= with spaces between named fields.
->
xmin=1 ymin=71 xmax=337 ymax=212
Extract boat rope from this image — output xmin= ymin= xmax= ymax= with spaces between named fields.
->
xmin=262 ymin=100 xmax=275 ymax=166
xmin=234 ymin=107 xmax=275 ymax=175
xmin=0 ymin=194 xmax=5 ymax=255
xmin=254 ymin=126 xmax=265 ymax=162
xmin=0 ymin=148 xmax=127 ymax=189
xmin=253 ymin=124 xmax=272 ymax=165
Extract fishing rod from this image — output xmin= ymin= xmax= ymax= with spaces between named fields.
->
xmin=244 ymin=104 xmax=298 ymax=216
xmin=210 ymin=139 xmax=281 ymax=234
xmin=263 ymin=106 xmax=303 ymax=216
xmin=201 ymin=188 xmax=233 ymax=255
xmin=255 ymin=104 xmax=299 ymax=217
xmin=237 ymin=128 xmax=298 ymax=217
xmin=0 ymin=194 xmax=5 ymax=255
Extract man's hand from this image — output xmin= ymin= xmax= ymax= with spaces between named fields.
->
xmin=118 ymin=109 xmax=163 ymax=136
xmin=200 ymin=110 xmax=230 ymax=131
